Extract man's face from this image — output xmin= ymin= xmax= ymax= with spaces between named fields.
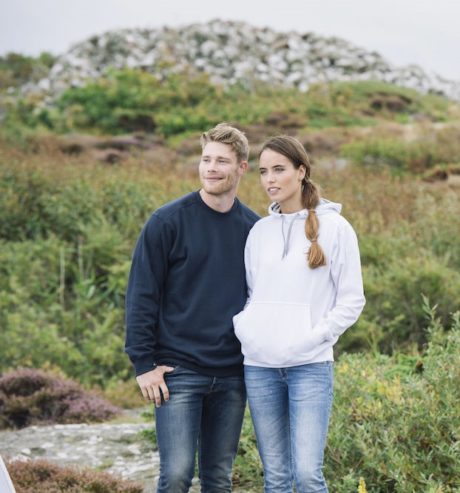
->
xmin=199 ymin=142 xmax=246 ymax=196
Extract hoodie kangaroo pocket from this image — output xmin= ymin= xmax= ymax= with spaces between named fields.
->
xmin=234 ymin=301 xmax=315 ymax=365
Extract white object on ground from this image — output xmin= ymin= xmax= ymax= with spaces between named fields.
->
xmin=0 ymin=455 xmax=16 ymax=493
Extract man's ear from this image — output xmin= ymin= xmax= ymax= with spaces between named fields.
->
xmin=239 ymin=160 xmax=249 ymax=174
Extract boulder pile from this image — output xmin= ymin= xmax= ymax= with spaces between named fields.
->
xmin=24 ymin=20 xmax=459 ymax=101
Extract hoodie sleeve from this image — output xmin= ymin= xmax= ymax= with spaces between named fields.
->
xmin=243 ymin=227 xmax=257 ymax=305
xmin=125 ymin=214 xmax=172 ymax=376
xmin=313 ymin=219 xmax=366 ymax=341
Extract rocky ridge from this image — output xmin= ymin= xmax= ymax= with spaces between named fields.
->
xmin=27 ymin=19 xmax=460 ymax=101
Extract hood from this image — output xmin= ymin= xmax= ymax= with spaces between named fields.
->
xmin=268 ymin=198 xmax=342 ymax=217
xmin=267 ymin=198 xmax=342 ymax=259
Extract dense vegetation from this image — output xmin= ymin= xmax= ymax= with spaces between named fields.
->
xmin=1 ymin=66 xmax=459 ymax=491
xmin=139 ymin=310 xmax=460 ymax=492
xmin=1 ymin=138 xmax=459 ymax=387
xmin=2 ymin=65 xmax=458 ymax=138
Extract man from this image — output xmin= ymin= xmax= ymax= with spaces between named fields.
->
xmin=125 ymin=123 xmax=259 ymax=493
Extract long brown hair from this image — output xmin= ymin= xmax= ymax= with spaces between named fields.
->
xmin=259 ymin=135 xmax=326 ymax=268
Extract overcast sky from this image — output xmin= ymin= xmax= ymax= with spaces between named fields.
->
xmin=1 ymin=0 xmax=459 ymax=80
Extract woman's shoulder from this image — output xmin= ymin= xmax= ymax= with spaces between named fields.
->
xmin=246 ymin=215 xmax=277 ymax=239
xmin=251 ymin=214 xmax=277 ymax=228
xmin=318 ymin=211 xmax=358 ymax=242
xmin=322 ymin=211 xmax=345 ymax=224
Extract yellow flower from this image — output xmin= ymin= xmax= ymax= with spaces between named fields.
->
xmin=337 ymin=361 xmax=350 ymax=374
xmin=358 ymin=477 xmax=368 ymax=493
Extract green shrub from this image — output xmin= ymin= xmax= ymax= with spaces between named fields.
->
xmin=341 ymin=138 xmax=435 ymax=172
xmin=414 ymin=186 xmax=460 ymax=269
xmin=52 ymin=69 xmax=219 ymax=134
xmin=0 ymin=165 xmax=53 ymax=240
xmin=325 ymin=308 xmax=460 ymax=492
xmin=0 ymin=236 xmax=132 ymax=386
xmin=342 ymin=126 xmax=460 ymax=174
xmin=340 ymin=253 xmax=460 ymax=353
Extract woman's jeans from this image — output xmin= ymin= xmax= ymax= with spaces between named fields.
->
xmin=245 ymin=362 xmax=333 ymax=493
xmin=155 ymin=365 xmax=246 ymax=493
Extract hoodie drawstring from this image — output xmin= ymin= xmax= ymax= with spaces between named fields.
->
xmin=281 ymin=214 xmax=298 ymax=259
xmin=269 ymin=199 xmax=343 ymax=260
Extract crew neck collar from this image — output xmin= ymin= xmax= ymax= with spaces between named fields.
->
xmin=195 ymin=190 xmax=240 ymax=215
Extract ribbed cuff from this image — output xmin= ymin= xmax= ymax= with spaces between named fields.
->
xmin=134 ymin=357 xmax=156 ymax=377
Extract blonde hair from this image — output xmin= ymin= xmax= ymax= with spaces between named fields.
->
xmin=200 ymin=123 xmax=249 ymax=162
xmin=259 ymin=135 xmax=326 ymax=269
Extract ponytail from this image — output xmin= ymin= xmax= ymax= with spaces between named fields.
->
xmin=302 ymin=179 xmax=326 ymax=268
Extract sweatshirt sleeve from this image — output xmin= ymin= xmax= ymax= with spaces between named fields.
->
xmin=313 ymin=220 xmax=366 ymax=341
xmin=125 ymin=214 xmax=172 ymax=376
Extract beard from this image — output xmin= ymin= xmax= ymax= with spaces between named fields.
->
xmin=200 ymin=176 xmax=237 ymax=196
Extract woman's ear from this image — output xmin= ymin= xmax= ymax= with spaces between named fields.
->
xmin=299 ymin=165 xmax=307 ymax=182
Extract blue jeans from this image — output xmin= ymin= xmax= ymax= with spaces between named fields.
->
xmin=155 ymin=365 xmax=246 ymax=493
xmin=245 ymin=362 xmax=333 ymax=493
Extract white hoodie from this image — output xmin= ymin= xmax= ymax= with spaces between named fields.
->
xmin=233 ymin=199 xmax=365 ymax=367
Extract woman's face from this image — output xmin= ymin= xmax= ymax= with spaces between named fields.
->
xmin=259 ymin=149 xmax=306 ymax=213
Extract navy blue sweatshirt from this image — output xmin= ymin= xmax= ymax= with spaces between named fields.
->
xmin=125 ymin=191 xmax=259 ymax=377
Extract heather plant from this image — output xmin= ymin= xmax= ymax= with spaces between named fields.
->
xmin=0 ymin=368 xmax=120 ymax=428
xmin=6 ymin=459 xmax=143 ymax=493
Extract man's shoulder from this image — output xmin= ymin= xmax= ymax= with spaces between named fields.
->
xmin=154 ymin=192 xmax=199 ymax=221
xmin=237 ymin=200 xmax=260 ymax=224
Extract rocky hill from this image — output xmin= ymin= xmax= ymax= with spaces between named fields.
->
xmin=27 ymin=19 xmax=460 ymax=101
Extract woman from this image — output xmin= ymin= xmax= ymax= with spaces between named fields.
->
xmin=233 ymin=135 xmax=365 ymax=493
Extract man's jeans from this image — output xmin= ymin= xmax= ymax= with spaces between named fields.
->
xmin=155 ymin=365 xmax=246 ymax=493
xmin=245 ymin=362 xmax=333 ymax=493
